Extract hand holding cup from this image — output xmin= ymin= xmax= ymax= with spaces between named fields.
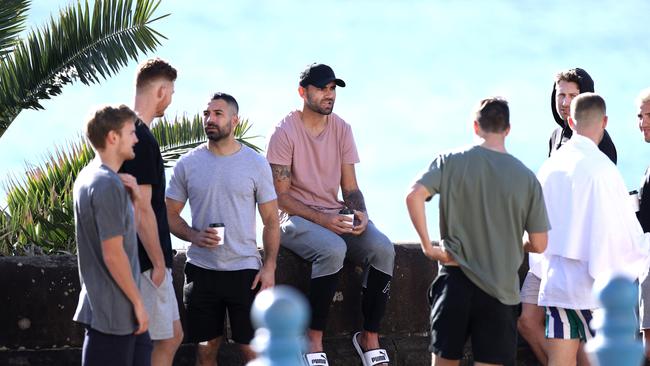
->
xmin=209 ymin=223 xmax=225 ymax=246
xmin=339 ymin=207 xmax=355 ymax=230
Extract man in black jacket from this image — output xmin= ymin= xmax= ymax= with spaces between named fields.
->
xmin=517 ymin=68 xmax=618 ymax=366
xmin=548 ymin=68 xmax=617 ymax=162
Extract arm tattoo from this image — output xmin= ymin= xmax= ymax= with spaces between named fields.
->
xmin=342 ymin=189 xmax=367 ymax=213
xmin=270 ymin=164 xmax=291 ymax=182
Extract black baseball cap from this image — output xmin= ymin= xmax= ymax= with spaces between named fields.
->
xmin=299 ymin=63 xmax=346 ymax=88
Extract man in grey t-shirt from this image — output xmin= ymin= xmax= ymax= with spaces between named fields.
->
xmin=166 ymin=93 xmax=279 ymax=364
xmin=73 ymin=105 xmax=151 ymax=366
xmin=406 ymin=97 xmax=549 ymax=366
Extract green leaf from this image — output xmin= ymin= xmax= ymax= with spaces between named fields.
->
xmin=0 ymin=0 xmax=169 ymax=138
xmin=0 ymin=0 xmax=29 ymax=59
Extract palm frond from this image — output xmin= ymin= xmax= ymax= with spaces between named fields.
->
xmin=2 ymin=137 xmax=94 ymax=254
xmin=154 ymin=114 xmax=206 ymax=150
xmin=0 ymin=0 xmax=169 ymax=137
xmin=0 ymin=0 xmax=29 ymax=59
xmin=0 ymin=208 xmax=13 ymax=255
xmin=153 ymin=114 xmax=263 ymax=167
xmin=234 ymin=118 xmax=262 ymax=153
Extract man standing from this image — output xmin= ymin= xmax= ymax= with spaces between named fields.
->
xmin=119 ymin=58 xmax=182 ymax=366
xmin=518 ymin=67 xmax=618 ymax=365
xmin=634 ymin=88 xmax=650 ymax=358
xmin=636 ymin=88 xmax=650 ymax=233
xmin=406 ymin=97 xmax=549 ymax=366
xmin=166 ymin=93 xmax=279 ymax=365
xmin=536 ymin=93 xmax=648 ymax=365
xmin=74 ymin=105 xmax=150 ymax=366
xmin=547 ymin=68 xmax=617 ymax=161
xmin=267 ymin=63 xmax=394 ymax=366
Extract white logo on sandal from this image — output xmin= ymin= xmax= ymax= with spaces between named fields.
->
xmin=371 ymin=350 xmax=388 ymax=363
xmin=311 ymin=355 xmax=327 ymax=364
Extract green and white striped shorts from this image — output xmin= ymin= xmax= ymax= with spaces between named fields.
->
xmin=545 ymin=306 xmax=595 ymax=341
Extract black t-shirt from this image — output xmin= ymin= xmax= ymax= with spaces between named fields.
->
xmin=119 ymin=119 xmax=174 ymax=271
xmin=638 ymin=167 xmax=650 ymax=233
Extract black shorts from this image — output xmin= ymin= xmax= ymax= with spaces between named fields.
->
xmin=427 ymin=266 xmax=517 ymax=364
xmin=183 ymin=263 xmax=259 ymax=344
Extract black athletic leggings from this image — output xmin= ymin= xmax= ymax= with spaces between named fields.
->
xmin=309 ymin=266 xmax=392 ymax=332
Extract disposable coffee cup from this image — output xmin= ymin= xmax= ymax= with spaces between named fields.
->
xmin=209 ymin=223 xmax=225 ymax=245
xmin=339 ymin=208 xmax=354 ymax=228
xmin=629 ymin=190 xmax=640 ymax=213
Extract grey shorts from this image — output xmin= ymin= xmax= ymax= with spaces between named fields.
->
xmin=520 ymin=272 xmax=540 ymax=305
xmin=280 ymin=216 xmax=395 ymax=282
xmin=140 ymin=268 xmax=180 ymax=340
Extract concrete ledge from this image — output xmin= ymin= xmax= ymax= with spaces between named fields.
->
xmin=0 ymin=255 xmax=84 ymax=350
xmin=0 ymin=244 xmax=535 ymax=365
xmin=169 ymin=243 xmax=435 ymax=365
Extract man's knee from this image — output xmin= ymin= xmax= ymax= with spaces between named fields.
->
xmin=173 ymin=321 xmax=184 ymax=345
xmin=518 ymin=313 xmax=539 ymax=336
xmin=518 ymin=304 xmax=544 ymax=335
xmin=367 ymin=237 xmax=395 ymax=271
xmin=546 ymin=338 xmax=581 ymax=363
xmin=196 ymin=338 xmax=221 ymax=365
xmin=517 ymin=316 xmax=533 ymax=335
xmin=375 ymin=239 xmax=395 ymax=260
xmin=239 ymin=344 xmax=257 ymax=362
xmin=155 ymin=321 xmax=183 ymax=351
xmin=316 ymin=244 xmax=346 ymax=269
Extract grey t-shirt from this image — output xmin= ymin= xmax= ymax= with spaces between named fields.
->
xmin=417 ymin=145 xmax=549 ymax=305
xmin=166 ymin=144 xmax=277 ymax=271
xmin=72 ymin=160 xmax=140 ymax=335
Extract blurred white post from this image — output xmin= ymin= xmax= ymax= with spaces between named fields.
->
xmin=587 ymin=276 xmax=644 ymax=366
xmin=247 ymin=285 xmax=309 ymax=366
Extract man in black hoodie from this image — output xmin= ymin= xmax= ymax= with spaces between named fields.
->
xmin=517 ymin=68 xmax=618 ymax=365
xmin=548 ymin=68 xmax=617 ymax=162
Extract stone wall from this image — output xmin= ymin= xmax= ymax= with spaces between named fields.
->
xmin=0 ymin=244 xmax=537 ymax=366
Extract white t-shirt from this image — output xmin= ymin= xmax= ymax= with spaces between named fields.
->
xmin=538 ymin=256 xmax=596 ymax=309
xmin=536 ymin=134 xmax=650 ymax=309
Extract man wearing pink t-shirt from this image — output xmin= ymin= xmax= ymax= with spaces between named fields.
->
xmin=267 ymin=63 xmax=394 ymax=366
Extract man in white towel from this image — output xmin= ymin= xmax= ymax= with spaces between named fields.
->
xmin=535 ymin=92 xmax=650 ymax=365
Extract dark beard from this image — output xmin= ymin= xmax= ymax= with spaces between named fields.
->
xmin=205 ymin=126 xmax=230 ymax=142
xmin=305 ymin=95 xmax=334 ymax=115
xmin=206 ymin=132 xmax=227 ymax=142
xmin=307 ymin=104 xmax=333 ymax=115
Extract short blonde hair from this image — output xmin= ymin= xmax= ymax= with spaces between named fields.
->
xmin=570 ymin=92 xmax=606 ymax=126
xmin=86 ymin=105 xmax=136 ymax=150
xmin=636 ymin=88 xmax=650 ymax=108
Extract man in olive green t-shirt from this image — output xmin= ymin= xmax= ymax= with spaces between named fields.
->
xmin=406 ymin=97 xmax=550 ymax=366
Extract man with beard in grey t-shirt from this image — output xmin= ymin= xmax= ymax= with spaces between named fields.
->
xmin=166 ymin=93 xmax=279 ymax=365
